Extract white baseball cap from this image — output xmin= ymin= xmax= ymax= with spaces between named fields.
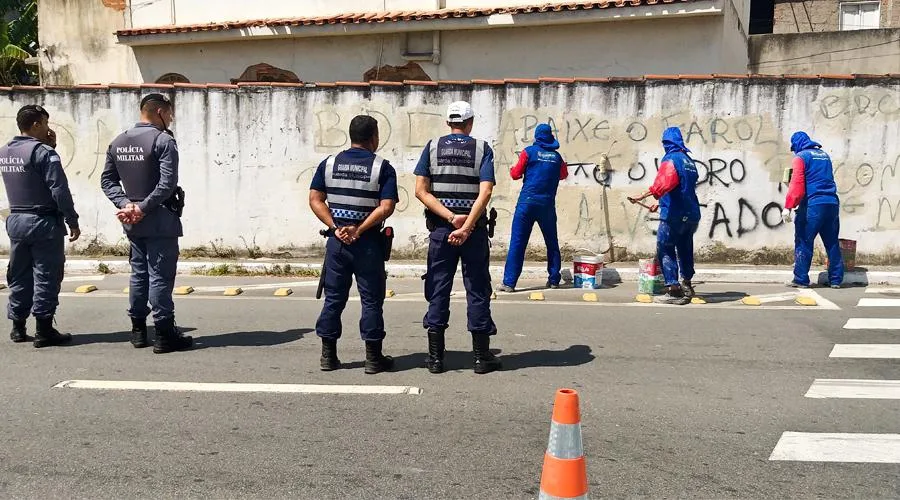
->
xmin=446 ymin=101 xmax=474 ymax=123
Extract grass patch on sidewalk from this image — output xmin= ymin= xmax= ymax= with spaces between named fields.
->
xmin=192 ymin=264 xmax=320 ymax=277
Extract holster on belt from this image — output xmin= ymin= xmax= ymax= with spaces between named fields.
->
xmin=163 ymin=186 xmax=185 ymax=217
xmin=381 ymin=226 xmax=394 ymax=261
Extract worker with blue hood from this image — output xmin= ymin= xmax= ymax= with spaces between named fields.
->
xmin=783 ymin=131 xmax=843 ymax=288
xmin=498 ymin=123 xmax=568 ymax=292
xmin=629 ymin=126 xmax=700 ymax=305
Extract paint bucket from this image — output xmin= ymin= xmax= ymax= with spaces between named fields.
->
xmin=825 ymin=238 xmax=857 ymax=271
xmin=638 ymin=273 xmax=665 ymax=295
xmin=573 ymin=256 xmax=603 ymax=289
xmin=639 ymin=258 xmax=661 ymax=276
xmin=638 ymin=258 xmax=664 ymax=295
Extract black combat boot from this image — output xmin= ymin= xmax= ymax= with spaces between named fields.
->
xmin=364 ymin=340 xmax=394 ymax=375
xmin=472 ymin=333 xmax=502 ymax=375
xmin=33 ymin=317 xmax=72 ymax=348
xmin=130 ymin=317 xmax=149 ymax=348
xmin=424 ymin=329 xmax=445 ymax=374
xmin=153 ymin=318 xmax=193 ymax=354
xmin=10 ymin=319 xmax=29 ymax=343
xmin=320 ymin=338 xmax=340 ymax=371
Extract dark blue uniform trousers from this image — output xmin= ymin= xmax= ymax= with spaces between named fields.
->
xmin=423 ymin=226 xmax=496 ymax=335
xmin=128 ymin=237 xmax=178 ymax=322
xmin=5 ymin=214 xmax=65 ymax=321
xmin=657 ymin=219 xmax=698 ymax=287
xmin=315 ymin=232 xmax=386 ymax=341
xmin=793 ymin=204 xmax=844 ymax=286
xmin=502 ymin=202 xmax=561 ymax=288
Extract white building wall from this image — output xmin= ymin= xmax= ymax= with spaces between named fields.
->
xmin=1 ymin=79 xmax=897 ymax=259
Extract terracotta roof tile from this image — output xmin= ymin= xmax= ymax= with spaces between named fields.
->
xmin=116 ymin=1 xmax=696 ymax=37
xmin=539 ymin=77 xmax=575 ymax=83
xmin=2 ymin=74 xmax=899 ymax=95
xmin=850 ymin=73 xmax=890 ymax=79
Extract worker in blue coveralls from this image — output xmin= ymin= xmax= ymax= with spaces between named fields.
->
xmin=782 ymin=131 xmax=843 ymax=289
xmin=1 ymin=104 xmax=80 ymax=348
xmin=309 ymin=115 xmax=397 ymax=374
xmin=497 ymin=123 xmax=568 ymax=293
xmin=629 ymin=126 xmax=701 ymax=305
xmin=415 ymin=101 xmax=502 ymax=375
xmin=101 ymin=93 xmax=192 ymax=354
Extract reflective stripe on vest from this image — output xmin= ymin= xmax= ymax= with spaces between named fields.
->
xmin=323 ymin=153 xmax=384 ymax=221
xmin=429 ymin=136 xmax=485 ymax=214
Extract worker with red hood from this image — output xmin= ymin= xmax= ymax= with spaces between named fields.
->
xmin=782 ymin=131 xmax=843 ymax=288
xmin=630 ymin=126 xmax=701 ymax=305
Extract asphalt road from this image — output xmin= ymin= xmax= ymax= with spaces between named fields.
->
xmin=0 ymin=275 xmax=898 ymax=499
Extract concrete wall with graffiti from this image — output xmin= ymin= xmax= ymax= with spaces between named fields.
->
xmin=0 ymin=78 xmax=898 ymax=259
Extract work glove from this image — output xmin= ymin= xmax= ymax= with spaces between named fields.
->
xmin=782 ymin=208 xmax=793 ymax=224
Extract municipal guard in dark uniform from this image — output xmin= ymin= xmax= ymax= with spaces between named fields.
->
xmin=309 ymin=115 xmax=398 ymax=374
xmin=101 ymin=93 xmax=191 ymax=354
xmin=1 ymin=105 xmax=79 ymax=347
xmin=414 ymin=101 xmax=501 ymax=375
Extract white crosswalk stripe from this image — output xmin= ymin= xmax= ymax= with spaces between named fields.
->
xmin=772 ymin=290 xmax=900 ymax=463
xmin=857 ymin=298 xmax=900 ymax=307
xmin=843 ymin=318 xmax=900 ymax=329
xmin=805 ymin=379 xmax=900 ymax=399
xmin=865 ymin=287 xmax=900 ymax=294
xmin=770 ymin=432 xmax=900 ymax=463
xmin=830 ymin=344 xmax=900 ymax=358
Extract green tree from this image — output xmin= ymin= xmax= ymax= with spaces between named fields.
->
xmin=0 ymin=0 xmax=37 ymax=85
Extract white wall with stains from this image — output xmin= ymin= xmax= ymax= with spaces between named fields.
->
xmin=0 ymin=78 xmax=898 ymax=257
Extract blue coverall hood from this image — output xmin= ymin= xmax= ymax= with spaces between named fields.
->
xmin=662 ymin=127 xmax=691 ymax=154
xmin=790 ymin=131 xmax=822 ymax=153
xmin=533 ymin=124 xmax=560 ymax=150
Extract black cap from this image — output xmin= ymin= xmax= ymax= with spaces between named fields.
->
xmin=16 ymin=104 xmax=48 ymax=119
xmin=140 ymin=93 xmax=172 ymax=108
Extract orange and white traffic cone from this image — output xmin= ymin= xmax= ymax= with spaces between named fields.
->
xmin=539 ymin=388 xmax=589 ymax=500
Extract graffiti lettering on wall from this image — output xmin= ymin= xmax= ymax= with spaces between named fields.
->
xmin=709 ymin=199 xmax=785 ymax=239
xmin=819 ymin=94 xmax=900 ymax=120
xmin=835 ymin=154 xmax=900 ymax=228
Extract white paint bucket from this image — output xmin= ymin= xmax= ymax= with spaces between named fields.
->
xmin=573 ymin=256 xmax=603 ymax=289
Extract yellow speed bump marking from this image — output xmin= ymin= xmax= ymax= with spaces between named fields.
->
xmin=274 ymin=288 xmax=293 ymax=297
xmin=582 ymin=292 xmax=598 ymax=302
xmin=529 ymin=292 xmax=545 ymax=301
xmin=635 ymin=294 xmax=652 ymax=303
xmin=385 ymin=289 xmax=395 ymax=298
xmin=795 ymin=296 xmax=817 ymax=306
xmin=490 ymin=292 xmax=497 ymax=300
xmin=691 ymin=297 xmax=707 ymax=304
xmin=742 ymin=296 xmax=761 ymax=306
xmin=0 ymin=283 xmax=7 ymax=290
xmin=123 ymin=287 xmax=129 ymax=293
xmin=75 ymin=284 xmax=97 ymax=294
xmin=174 ymin=286 xmax=194 ymax=295
xmin=223 ymin=287 xmax=243 ymax=296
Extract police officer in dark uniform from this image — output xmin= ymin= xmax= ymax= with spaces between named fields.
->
xmin=414 ymin=101 xmax=501 ymax=375
xmin=1 ymin=105 xmax=79 ymax=347
xmin=309 ymin=115 xmax=398 ymax=374
xmin=100 ymin=93 xmax=191 ymax=354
